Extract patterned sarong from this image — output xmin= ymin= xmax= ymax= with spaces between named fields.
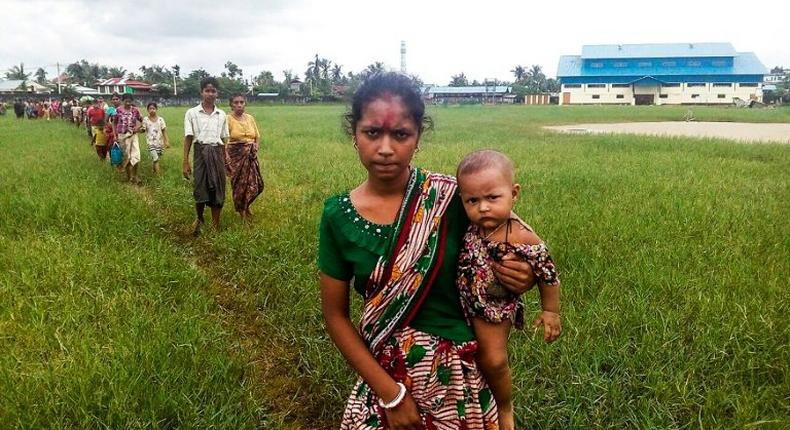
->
xmin=226 ymin=142 xmax=264 ymax=212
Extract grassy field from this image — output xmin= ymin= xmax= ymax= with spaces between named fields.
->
xmin=0 ymin=104 xmax=788 ymax=429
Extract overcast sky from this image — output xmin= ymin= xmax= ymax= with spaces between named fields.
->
xmin=2 ymin=0 xmax=788 ymax=85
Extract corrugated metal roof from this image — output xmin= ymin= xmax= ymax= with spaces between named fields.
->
xmin=557 ymin=52 xmax=766 ymax=77
xmin=97 ymin=78 xmax=151 ymax=88
xmin=423 ymin=86 xmax=511 ymax=95
xmin=581 ymin=43 xmax=736 ymax=59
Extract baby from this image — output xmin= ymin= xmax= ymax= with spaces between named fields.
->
xmin=456 ymin=149 xmax=562 ymax=430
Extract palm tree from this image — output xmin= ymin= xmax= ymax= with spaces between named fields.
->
xmin=511 ymin=65 xmax=526 ymax=82
xmin=320 ymin=59 xmax=331 ymax=80
xmin=35 ymin=67 xmax=47 ymax=84
xmin=307 ymin=54 xmax=321 ymax=84
xmin=108 ymin=67 xmax=127 ymax=78
xmin=5 ymin=63 xmax=30 ymax=80
xmin=330 ymin=64 xmax=343 ymax=83
xmin=364 ymin=62 xmax=385 ymax=78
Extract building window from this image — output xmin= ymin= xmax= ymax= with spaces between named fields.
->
xmin=592 ymin=95 xmax=600 ymax=99
xmin=564 ymin=84 xmax=581 ymax=88
xmin=687 ymin=60 xmax=701 ymax=67
xmin=713 ymin=83 xmax=732 ymax=87
xmin=611 ymin=83 xmax=630 ymax=88
xmin=616 ymin=94 xmax=624 ymax=99
xmin=738 ymin=83 xmax=758 ymax=87
xmin=662 ymin=61 xmax=677 ymax=67
xmin=638 ymin=61 xmax=652 ymax=67
xmin=687 ymin=83 xmax=706 ymax=87
xmin=661 ymin=83 xmax=680 ymax=88
xmin=590 ymin=62 xmax=604 ymax=68
xmin=691 ymin=94 xmax=700 ymax=99
xmin=587 ymin=84 xmax=606 ymax=88
xmin=718 ymin=94 xmax=726 ymax=98
xmin=613 ymin=62 xmax=628 ymax=68
xmin=712 ymin=60 xmax=727 ymax=67
xmin=659 ymin=94 xmax=668 ymax=99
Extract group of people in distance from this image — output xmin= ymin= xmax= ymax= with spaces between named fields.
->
xmin=319 ymin=72 xmax=562 ymax=429
xmin=10 ymin=97 xmax=60 ymax=120
xmin=66 ymin=92 xmax=168 ymax=185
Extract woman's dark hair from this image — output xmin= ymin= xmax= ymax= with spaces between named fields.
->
xmin=200 ymin=76 xmax=219 ymax=91
xmin=343 ymin=72 xmax=431 ymax=136
xmin=146 ymin=102 xmax=157 ymax=110
xmin=122 ymin=93 xmax=133 ymax=101
xmin=228 ymin=93 xmax=246 ymax=104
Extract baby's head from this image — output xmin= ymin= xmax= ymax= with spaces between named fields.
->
xmin=457 ymin=150 xmax=520 ymax=231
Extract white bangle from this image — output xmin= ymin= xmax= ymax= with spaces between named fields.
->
xmin=378 ymin=382 xmax=407 ymax=410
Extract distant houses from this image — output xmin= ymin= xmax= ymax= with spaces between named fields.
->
xmin=96 ymin=78 xmax=153 ymax=95
xmin=557 ymin=42 xmax=767 ymax=105
xmin=0 ymin=76 xmax=154 ymax=98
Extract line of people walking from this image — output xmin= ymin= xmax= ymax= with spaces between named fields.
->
xmin=54 ymin=78 xmax=265 ymax=234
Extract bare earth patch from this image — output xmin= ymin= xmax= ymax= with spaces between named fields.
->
xmin=545 ymin=122 xmax=790 ymax=144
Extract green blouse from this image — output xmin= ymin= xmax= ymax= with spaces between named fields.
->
xmin=318 ymin=192 xmax=474 ymax=343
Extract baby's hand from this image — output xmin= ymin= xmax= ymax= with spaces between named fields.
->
xmin=532 ymin=311 xmax=561 ymax=343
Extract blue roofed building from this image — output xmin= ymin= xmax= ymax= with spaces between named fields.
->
xmin=557 ymin=43 xmax=767 ymax=105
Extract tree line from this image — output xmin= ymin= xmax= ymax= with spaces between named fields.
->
xmin=6 ymin=58 xmax=559 ymax=100
xmin=5 ymin=57 xmax=404 ymax=100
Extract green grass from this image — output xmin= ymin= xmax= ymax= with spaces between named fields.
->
xmin=1 ymin=104 xmax=788 ymax=429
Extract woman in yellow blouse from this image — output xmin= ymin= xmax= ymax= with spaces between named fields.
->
xmin=225 ymin=94 xmax=264 ymax=220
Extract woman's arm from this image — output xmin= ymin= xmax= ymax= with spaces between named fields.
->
xmin=492 ymin=256 xmax=536 ymax=295
xmin=320 ymin=273 xmax=421 ymax=429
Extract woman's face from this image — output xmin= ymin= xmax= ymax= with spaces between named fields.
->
xmin=231 ymin=97 xmax=246 ymax=115
xmin=354 ymin=94 xmax=419 ymax=183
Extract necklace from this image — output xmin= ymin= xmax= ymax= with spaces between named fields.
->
xmin=482 ymin=219 xmax=510 ymax=241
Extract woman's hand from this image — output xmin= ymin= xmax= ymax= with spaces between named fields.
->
xmin=384 ymin=392 xmax=421 ymax=430
xmin=492 ymin=253 xmax=536 ymax=295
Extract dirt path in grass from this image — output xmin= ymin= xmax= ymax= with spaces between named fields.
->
xmin=544 ymin=122 xmax=790 ymax=143
xmin=127 ymin=183 xmax=328 ymax=430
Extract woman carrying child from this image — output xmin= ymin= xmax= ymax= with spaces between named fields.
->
xmin=318 ymin=72 xmax=538 ymax=430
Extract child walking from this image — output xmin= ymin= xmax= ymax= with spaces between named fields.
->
xmin=142 ymin=102 xmax=169 ymax=175
xmin=456 ymin=149 xmax=562 ymax=430
xmin=93 ymin=119 xmax=110 ymax=160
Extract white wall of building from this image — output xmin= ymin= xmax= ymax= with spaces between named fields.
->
xmin=559 ymin=82 xmax=762 ymax=105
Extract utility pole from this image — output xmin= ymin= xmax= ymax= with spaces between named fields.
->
xmin=173 ymin=74 xmax=178 ymax=96
xmin=56 ymin=62 xmax=61 ymax=94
